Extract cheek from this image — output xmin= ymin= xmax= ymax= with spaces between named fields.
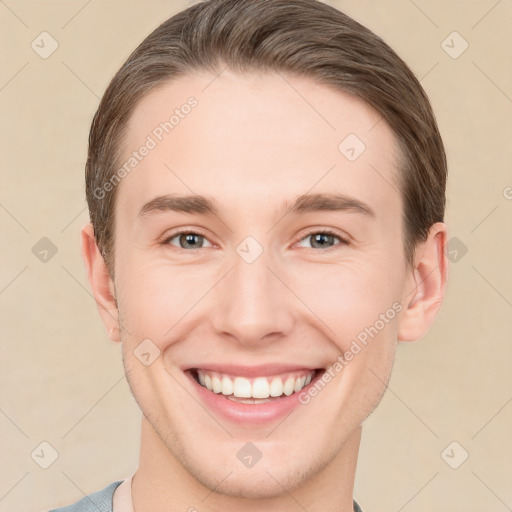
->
xmin=289 ymin=258 xmax=404 ymax=351
xmin=115 ymin=255 xmax=215 ymax=341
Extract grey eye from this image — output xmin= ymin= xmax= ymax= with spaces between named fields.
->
xmin=167 ymin=232 xmax=213 ymax=249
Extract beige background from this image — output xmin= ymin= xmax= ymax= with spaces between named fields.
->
xmin=1 ymin=0 xmax=511 ymax=510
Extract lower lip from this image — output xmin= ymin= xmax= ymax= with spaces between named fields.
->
xmin=185 ymin=370 xmax=322 ymax=425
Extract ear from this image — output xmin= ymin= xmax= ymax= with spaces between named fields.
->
xmin=80 ymin=222 xmax=120 ymax=342
xmin=397 ymin=222 xmax=449 ymax=342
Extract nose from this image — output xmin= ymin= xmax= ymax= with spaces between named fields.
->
xmin=210 ymin=244 xmax=294 ymax=346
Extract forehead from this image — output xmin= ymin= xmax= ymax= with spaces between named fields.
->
xmin=117 ymin=70 xmax=402 ymax=222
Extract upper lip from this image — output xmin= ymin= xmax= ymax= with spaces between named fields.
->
xmin=181 ymin=363 xmax=322 ymax=377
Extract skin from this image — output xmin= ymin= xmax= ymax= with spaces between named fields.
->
xmin=81 ymin=70 xmax=448 ymax=512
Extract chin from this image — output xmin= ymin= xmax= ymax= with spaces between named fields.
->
xmin=151 ymin=421 xmax=319 ymax=500
xmin=190 ymin=462 xmax=313 ymax=500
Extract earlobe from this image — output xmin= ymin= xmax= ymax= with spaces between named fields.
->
xmin=108 ymin=325 xmax=120 ymax=342
xmin=80 ymin=222 xmax=121 ymax=342
xmin=397 ymin=222 xmax=449 ymax=342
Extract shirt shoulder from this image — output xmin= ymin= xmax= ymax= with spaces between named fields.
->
xmin=354 ymin=498 xmax=364 ymax=512
xmin=48 ymin=481 xmax=123 ymax=512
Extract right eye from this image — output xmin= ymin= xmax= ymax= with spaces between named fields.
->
xmin=163 ymin=231 xmax=214 ymax=250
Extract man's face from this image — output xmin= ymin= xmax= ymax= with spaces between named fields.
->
xmin=112 ymin=70 xmax=412 ymax=497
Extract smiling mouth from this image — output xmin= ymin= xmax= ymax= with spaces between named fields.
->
xmin=188 ymin=368 xmax=323 ymax=404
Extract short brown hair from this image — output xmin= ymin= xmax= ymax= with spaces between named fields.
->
xmin=85 ymin=0 xmax=447 ymax=274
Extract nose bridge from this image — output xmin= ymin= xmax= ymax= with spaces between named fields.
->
xmin=211 ymin=239 xmax=293 ymax=343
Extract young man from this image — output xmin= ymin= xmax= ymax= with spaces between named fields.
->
xmin=51 ymin=0 xmax=448 ymax=510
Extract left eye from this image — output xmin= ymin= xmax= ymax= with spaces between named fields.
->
xmin=296 ymin=230 xmax=347 ymax=250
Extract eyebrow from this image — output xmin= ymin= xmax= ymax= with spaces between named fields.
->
xmin=138 ymin=192 xmax=376 ymax=219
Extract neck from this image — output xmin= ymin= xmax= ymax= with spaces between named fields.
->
xmin=132 ymin=417 xmax=361 ymax=512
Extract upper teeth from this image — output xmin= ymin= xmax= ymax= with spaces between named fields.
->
xmin=197 ymin=370 xmax=314 ymax=399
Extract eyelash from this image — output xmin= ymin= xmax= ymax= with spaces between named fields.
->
xmin=161 ymin=228 xmax=349 ymax=251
